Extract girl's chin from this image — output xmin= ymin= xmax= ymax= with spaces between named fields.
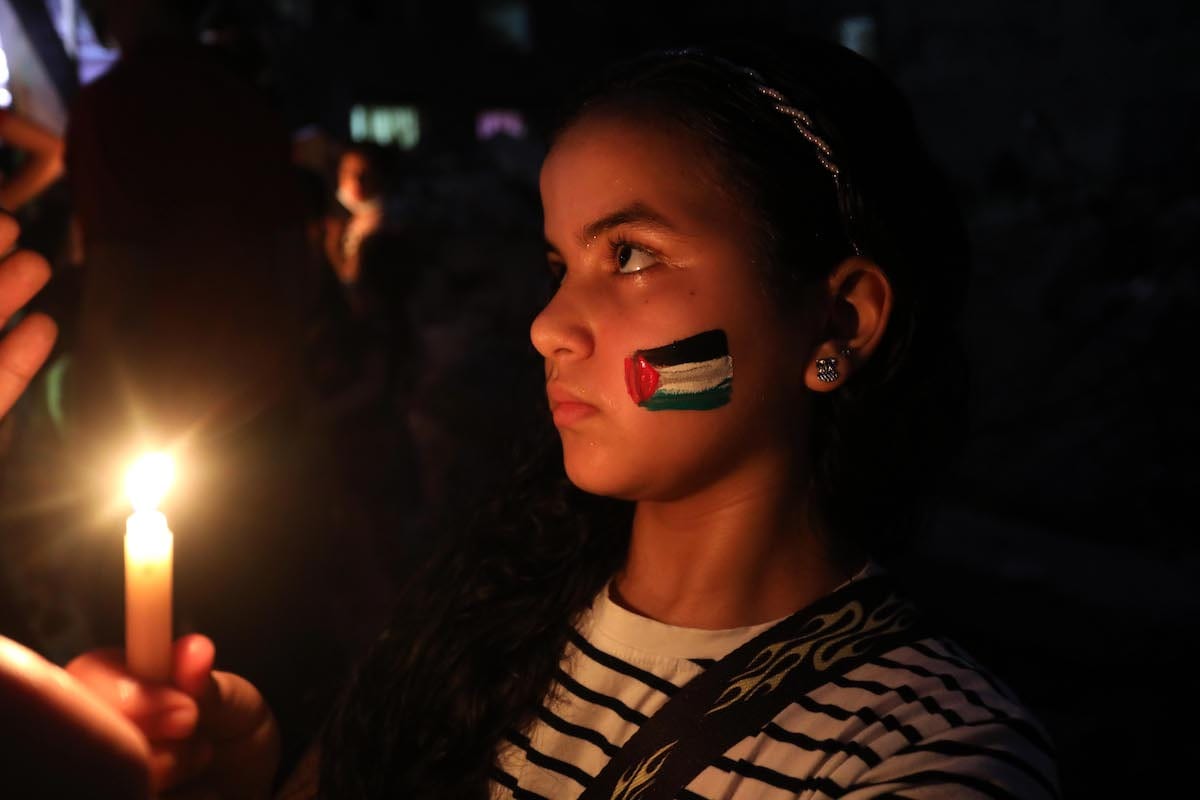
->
xmin=562 ymin=459 xmax=641 ymax=501
xmin=563 ymin=474 xmax=628 ymax=500
xmin=563 ymin=459 xmax=680 ymax=504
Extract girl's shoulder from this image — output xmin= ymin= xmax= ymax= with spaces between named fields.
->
xmin=760 ymin=634 xmax=1060 ymax=799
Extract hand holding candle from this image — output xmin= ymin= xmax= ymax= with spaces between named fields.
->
xmin=65 ymin=634 xmax=281 ymax=796
xmin=53 ymin=451 xmax=280 ymax=796
xmin=124 ymin=452 xmax=175 ymax=682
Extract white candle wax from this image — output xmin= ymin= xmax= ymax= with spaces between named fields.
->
xmin=123 ymin=453 xmax=175 ymax=683
xmin=124 ymin=510 xmax=173 ymax=682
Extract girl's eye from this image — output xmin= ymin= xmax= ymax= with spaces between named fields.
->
xmin=547 ymin=260 xmax=566 ymax=286
xmin=615 ymin=242 xmax=657 ymax=274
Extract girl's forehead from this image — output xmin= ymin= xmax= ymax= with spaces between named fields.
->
xmin=540 ymin=114 xmax=735 ymax=234
xmin=544 ymin=113 xmax=700 ymax=176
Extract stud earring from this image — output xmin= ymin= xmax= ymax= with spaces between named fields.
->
xmin=816 ymin=345 xmax=853 ymax=384
xmin=816 ymin=357 xmax=840 ymax=383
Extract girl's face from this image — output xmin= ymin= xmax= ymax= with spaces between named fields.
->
xmin=532 ymin=113 xmax=818 ymax=501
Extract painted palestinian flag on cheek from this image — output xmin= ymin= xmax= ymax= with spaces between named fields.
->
xmin=624 ymin=329 xmax=733 ymax=411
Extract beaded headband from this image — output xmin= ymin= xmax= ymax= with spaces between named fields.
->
xmin=746 ymin=67 xmax=862 ymax=256
xmin=684 ymin=51 xmax=864 ymax=256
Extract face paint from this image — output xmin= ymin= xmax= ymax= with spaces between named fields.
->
xmin=624 ymin=329 xmax=733 ymax=411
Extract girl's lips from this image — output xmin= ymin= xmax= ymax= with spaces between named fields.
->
xmin=551 ymin=401 xmax=598 ymax=427
xmin=547 ymin=383 xmax=598 ymax=427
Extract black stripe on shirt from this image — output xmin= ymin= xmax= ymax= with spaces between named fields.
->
xmin=935 ymin=638 xmax=1019 ymax=703
xmin=677 ymin=791 xmax=709 ymax=800
xmin=903 ymin=641 xmax=1018 ymax=705
xmin=554 ymin=667 xmax=649 ymax=725
xmin=791 ymin=693 xmax=924 ymax=745
xmin=939 ymin=637 xmax=973 ymax=662
xmin=905 ymin=640 xmax=981 ymax=677
xmin=893 ymin=737 xmax=1060 ymax=799
xmin=830 ymin=675 xmax=966 ymax=727
xmin=956 ymin=716 xmax=1058 ymax=764
xmin=535 ymin=705 xmax=620 ymax=758
xmin=761 ymin=721 xmax=883 ymax=767
xmin=689 ymin=657 xmax=716 ymax=669
xmin=568 ymin=630 xmax=681 ymax=697
xmin=711 ymin=756 xmax=846 ymax=796
xmin=872 ymin=655 xmax=1008 ymax=719
xmin=490 ymin=766 xmax=552 ymax=800
xmin=852 ymin=768 xmax=1024 ymax=800
xmin=504 ymin=729 xmax=596 ymax=790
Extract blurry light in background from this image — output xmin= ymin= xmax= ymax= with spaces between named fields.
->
xmin=836 ymin=15 xmax=879 ymax=62
xmin=480 ymin=1 xmax=532 ymax=52
xmin=350 ymin=104 xmax=420 ymax=149
xmin=476 ymin=109 xmax=526 ymax=141
xmin=45 ymin=0 xmax=120 ymax=85
xmin=0 ymin=35 xmax=11 ymax=108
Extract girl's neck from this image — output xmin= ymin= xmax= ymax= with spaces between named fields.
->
xmin=613 ymin=458 xmax=861 ymax=630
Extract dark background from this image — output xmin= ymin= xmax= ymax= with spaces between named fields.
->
xmin=1 ymin=0 xmax=1198 ymax=796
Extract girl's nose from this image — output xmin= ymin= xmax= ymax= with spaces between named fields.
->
xmin=530 ymin=286 xmax=594 ymax=364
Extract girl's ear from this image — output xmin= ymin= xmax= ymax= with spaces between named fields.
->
xmin=804 ymin=256 xmax=893 ymax=392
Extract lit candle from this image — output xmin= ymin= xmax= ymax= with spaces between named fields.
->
xmin=123 ymin=452 xmax=175 ymax=682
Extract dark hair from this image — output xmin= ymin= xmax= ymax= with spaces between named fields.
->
xmin=320 ymin=425 xmax=632 ymax=799
xmin=319 ymin=40 xmax=968 ymax=799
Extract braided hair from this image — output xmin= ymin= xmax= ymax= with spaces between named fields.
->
xmin=318 ymin=40 xmax=968 ymax=798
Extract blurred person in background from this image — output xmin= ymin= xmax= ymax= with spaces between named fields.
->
xmin=324 ymin=142 xmax=404 ymax=301
xmin=58 ymin=0 xmax=391 ymax=777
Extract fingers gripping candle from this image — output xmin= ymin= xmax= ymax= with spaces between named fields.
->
xmin=124 ymin=453 xmax=175 ymax=682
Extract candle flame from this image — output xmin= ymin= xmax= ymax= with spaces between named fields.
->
xmin=125 ymin=452 xmax=175 ymax=512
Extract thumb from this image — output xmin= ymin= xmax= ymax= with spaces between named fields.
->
xmin=172 ymin=634 xmax=215 ymax=700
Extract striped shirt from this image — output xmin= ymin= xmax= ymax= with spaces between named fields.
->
xmin=491 ymin=569 xmax=1059 ymax=799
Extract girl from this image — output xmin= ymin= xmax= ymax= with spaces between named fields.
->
xmin=58 ymin=41 xmax=1058 ymax=799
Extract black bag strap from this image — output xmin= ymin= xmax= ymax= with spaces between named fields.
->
xmin=577 ymin=574 xmax=924 ymax=800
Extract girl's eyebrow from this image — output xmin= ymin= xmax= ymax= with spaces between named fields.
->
xmin=579 ymin=202 xmax=676 ymax=244
xmin=544 ymin=202 xmax=677 ymax=257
